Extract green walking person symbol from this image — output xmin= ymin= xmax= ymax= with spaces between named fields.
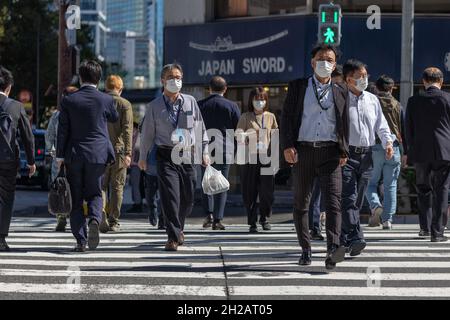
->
xmin=324 ymin=27 xmax=335 ymax=44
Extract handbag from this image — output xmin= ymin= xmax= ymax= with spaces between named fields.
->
xmin=48 ymin=164 xmax=72 ymax=216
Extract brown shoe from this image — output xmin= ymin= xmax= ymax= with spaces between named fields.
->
xmin=165 ymin=240 xmax=179 ymax=252
xmin=178 ymin=232 xmax=185 ymax=246
xmin=212 ymin=221 xmax=226 ymax=231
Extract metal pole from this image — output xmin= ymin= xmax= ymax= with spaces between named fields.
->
xmin=35 ymin=17 xmax=40 ymax=128
xmin=58 ymin=0 xmax=73 ymax=108
xmin=400 ymin=0 xmax=414 ymax=107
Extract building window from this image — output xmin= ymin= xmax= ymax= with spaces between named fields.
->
xmin=214 ymin=0 xmax=308 ymax=19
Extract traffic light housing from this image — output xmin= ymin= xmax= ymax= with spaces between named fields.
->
xmin=318 ymin=3 xmax=342 ymax=46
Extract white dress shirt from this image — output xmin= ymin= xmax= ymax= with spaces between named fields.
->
xmin=348 ymin=90 xmax=394 ymax=148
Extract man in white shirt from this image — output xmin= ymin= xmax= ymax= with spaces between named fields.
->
xmin=341 ymin=59 xmax=394 ymax=257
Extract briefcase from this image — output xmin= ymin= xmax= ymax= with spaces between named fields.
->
xmin=48 ymin=165 xmax=72 ymax=216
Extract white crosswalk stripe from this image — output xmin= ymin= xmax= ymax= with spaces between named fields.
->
xmin=1 ymin=218 xmax=450 ymax=299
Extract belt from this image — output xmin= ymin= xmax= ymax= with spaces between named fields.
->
xmin=297 ymin=141 xmax=338 ymax=148
xmin=349 ymin=146 xmax=372 ymax=154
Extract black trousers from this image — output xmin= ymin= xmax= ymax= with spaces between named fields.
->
xmin=66 ymin=161 xmax=106 ymax=245
xmin=156 ymin=147 xmax=196 ymax=243
xmin=0 ymin=172 xmax=17 ymax=237
xmin=341 ymin=149 xmax=374 ymax=246
xmin=293 ymin=144 xmax=342 ymax=250
xmin=415 ymin=161 xmax=450 ymax=238
xmin=240 ymin=164 xmax=274 ymax=226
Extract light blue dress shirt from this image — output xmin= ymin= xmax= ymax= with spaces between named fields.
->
xmin=348 ymin=91 xmax=394 ymax=148
xmin=298 ymin=76 xmax=338 ymax=142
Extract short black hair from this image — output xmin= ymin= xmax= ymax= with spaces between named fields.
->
xmin=423 ymin=68 xmax=444 ymax=83
xmin=376 ymin=75 xmax=395 ymax=92
xmin=311 ymin=44 xmax=340 ymax=60
xmin=343 ymin=59 xmax=367 ymax=80
xmin=161 ymin=63 xmax=183 ymax=79
xmin=0 ymin=66 xmax=14 ymax=92
xmin=248 ymin=87 xmax=269 ymax=112
xmin=367 ymin=82 xmax=379 ymax=95
xmin=79 ymin=60 xmax=102 ymax=85
xmin=210 ymin=76 xmax=227 ymax=93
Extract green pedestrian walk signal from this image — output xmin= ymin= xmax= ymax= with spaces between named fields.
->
xmin=318 ymin=3 xmax=342 ymax=46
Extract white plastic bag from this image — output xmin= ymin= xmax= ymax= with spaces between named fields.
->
xmin=202 ymin=166 xmax=230 ymax=195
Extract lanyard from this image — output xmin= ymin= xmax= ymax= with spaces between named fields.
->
xmin=163 ymin=94 xmax=184 ymax=128
xmin=312 ymin=78 xmax=332 ymax=111
xmin=254 ymin=112 xmax=265 ymax=129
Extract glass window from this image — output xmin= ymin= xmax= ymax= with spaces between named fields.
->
xmin=215 ymin=0 xmax=308 ymax=19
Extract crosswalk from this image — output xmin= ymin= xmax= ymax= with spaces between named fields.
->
xmin=1 ymin=218 xmax=450 ymax=299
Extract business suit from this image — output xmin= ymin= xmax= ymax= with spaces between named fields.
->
xmin=281 ymin=77 xmax=349 ymax=251
xmin=57 ymin=85 xmax=118 ymax=246
xmin=405 ymin=86 xmax=450 ymax=238
xmin=198 ymin=94 xmax=240 ymax=221
xmin=0 ymin=94 xmax=35 ymax=237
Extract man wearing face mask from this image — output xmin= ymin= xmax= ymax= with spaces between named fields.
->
xmin=138 ymin=63 xmax=210 ymax=252
xmin=281 ymin=45 xmax=350 ymax=270
xmin=405 ymin=68 xmax=450 ymax=242
xmin=341 ymin=59 xmax=394 ymax=257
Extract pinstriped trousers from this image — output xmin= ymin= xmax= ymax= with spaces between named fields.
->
xmin=293 ymin=144 xmax=342 ymax=250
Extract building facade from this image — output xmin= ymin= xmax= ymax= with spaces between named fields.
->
xmin=165 ymin=0 xmax=450 ymax=207
xmin=80 ymin=0 xmax=109 ymax=61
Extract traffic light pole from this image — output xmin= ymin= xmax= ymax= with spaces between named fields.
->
xmin=400 ymin=0 xmax=414 ymax=108
xmin=58 ymin=0 xmax=74 ymax=108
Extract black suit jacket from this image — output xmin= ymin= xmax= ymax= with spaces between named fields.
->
xmin=280 ymin=78 xmax=350 ymax=157
xmin=198 ymin=94 xmax=241 ymax=160
xmin=405 ymin=86 xmax=450 ymax=163
xmin=57 ymin=86 xmax=119 ymax=165
xmin=0 ymin=95 xmax=35 ymax=168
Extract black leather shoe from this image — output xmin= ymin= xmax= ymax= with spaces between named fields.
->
xmin=88 ymin=220 xmax=100 ymax=251
xmin=249 ymin=225 xmax=258 ymax=233
xmin=203 ymin=214 xmax=213 ymax=229
xmin=0 ymin=237 xmax=10 ymax=252
xmin=148 ymin=214 xmax=157 ymax=227
xmin=310 ymin=230 xmax=325 ymax=241
xmin=349 ymin=240 xmax=367 ymax=257
xmin=261 ymin=222 xmax=272 ymax=231
xmin=325 ymin=245 xmax=346 ymax=270
xmin=431 ymin=236 xmax=448 ymax=243
xmin=299 ymin=249 xmax=312 ymax=266
xmin=212 ymin=221 xmax=226 ymax=231
xmin=419 ymin=230 xmax=431 ymax=237
xmin=72 ymin=244 xmax=86 ymax=253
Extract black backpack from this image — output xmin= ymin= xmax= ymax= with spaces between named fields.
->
xmin=0 ymin=98 xmax=15 ymax=162
xmin=48 ymin=165 xmax=72 ymax=216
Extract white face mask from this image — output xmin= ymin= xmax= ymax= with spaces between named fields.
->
xmin=315 ymin=61 xmax=335 ymax=78
xmin=253 ymin=100 xmax=266 ymax=111
xmin=354 ymin=77 xmax=369 ymax=92
xmin=165 ymin=79 xmax=182 ymax=93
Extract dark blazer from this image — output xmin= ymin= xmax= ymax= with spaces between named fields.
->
xmin=0 ymin=94 xmax=35 ymax=169
xmin=57 ymin=86 xmax=119 ymax=165
xmin=405 ymin=86 xmax=450 ymax=163
xmin=198 ymin=94 xmax=241 ymax=158
xmin=280 ymin=78 xmax=350 ymax=157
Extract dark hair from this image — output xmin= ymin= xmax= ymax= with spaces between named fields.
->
xmin=367 ymin=82 xmax=379 ymax=95
xmin=423 ymin=68 xmax=444 ymax=83
xmin=248 ymin=87 xmax=269 ymax=112
xmin=311 ymin=44 xmax=340 ymax=60
xmin=343 ymin=59 xmax=367 ymax=80
xmin=210 ymin=76 xmax=227 ymax=93
xmin=0 ymin=66 xmax=14 ymax=92
xmin=79 ymin=60 xmax=102 ymax=85
xmin=332 ymin=65 xmax=343 ymax=78
xmin=161 ymin=63 xmax=183 ymax=79
xmin=376 ymin=75 xmax=395 ymax=92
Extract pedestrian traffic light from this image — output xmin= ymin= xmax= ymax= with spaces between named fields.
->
xmin=318 ymin=3 xmax=342 ymax=46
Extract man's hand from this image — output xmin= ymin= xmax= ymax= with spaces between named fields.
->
xmin=125 ymin=155 xmax=132 ymax=168
xmin=284 ymin=148 xmax=298 ymax=165
xmin=339 ymin=157 xmax=348 ymax=167
xmin=386 ymin=144 xmax=394 ymax=160
xmin=202 ymin=154 xmax=211 ymax=168
xmin=138 ymin=160 xmax=147 ymax=172
xmin=27 ymin=164 xmax=36 ymax=178
xmin=402 ymin=155 xmax=408 ymax=168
